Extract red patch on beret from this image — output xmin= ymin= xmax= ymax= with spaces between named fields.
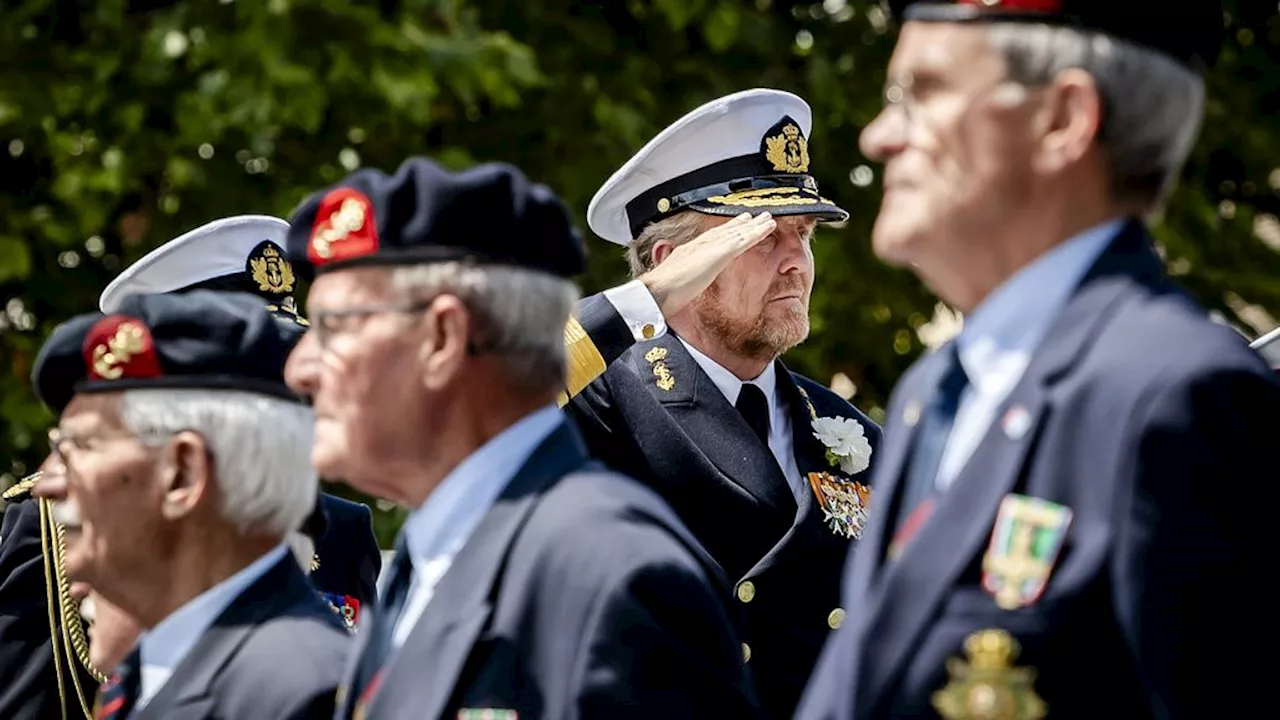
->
xmin=308 ymin=188 xmax=379 ymax=265
xmin=82 ymin=316 xmax=162 ymax=381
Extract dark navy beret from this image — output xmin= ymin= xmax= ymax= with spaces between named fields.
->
xmin=33 ymin=290 xmax=303 ymax=415
xmin=887 ymin=0 xmax=1223 ymax=72
xmin=285 ymin=156 xmax=586 ymax=279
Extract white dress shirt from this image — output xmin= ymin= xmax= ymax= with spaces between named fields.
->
xmin=136 ymin=544 xmax=289 ymax=711
xmin=602 ymin=279 xmax=668 ymax=342
xmin=390 ymin=404 xmax=564 ymax=648
xmin=934 ymin=219 xmax=1121 ymax=491
xmin=678 ymin=339 xmax=805 ymax=502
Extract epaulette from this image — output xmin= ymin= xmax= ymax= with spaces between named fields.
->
xmin=9 ymin=472 xmax=107 ymax=718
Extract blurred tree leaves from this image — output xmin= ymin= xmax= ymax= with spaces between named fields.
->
xmin=1 ymin=0 xmax=1278 ymax=546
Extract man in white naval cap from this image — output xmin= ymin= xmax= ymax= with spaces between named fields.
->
xmin=99 ymin=215 xmax=381 ymax=626
xmin=557 ymin=88 xmax=882 ymax=719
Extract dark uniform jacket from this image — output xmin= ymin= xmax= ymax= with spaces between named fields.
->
xmin=126 ymin=555 xmax=349 ymax=720
xmin=310 ymin=493 xmax=382 ymax=628
xmin=795 ymin=220 xmax=1280 ymax=719
xmin=339 ymin=420 xmax=759 ymax=720
xmin=0 ymin=482 xmax=377 ymax=719
xmin=0 ymin=490 xmax=102 ymax=720
xmin=561 ymin=296 xmax=883 ymax=719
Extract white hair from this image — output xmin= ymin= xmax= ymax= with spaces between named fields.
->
xmin=119 ymin=389 xmax=317 ymax=538
xmin=390 ymin=262 xmax=578 ymax=395
xmin=986 ymin=24 xmax=1205 ymax=212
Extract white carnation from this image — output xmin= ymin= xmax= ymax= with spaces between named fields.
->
xmin=812 ymin=416 xmax=873 ymax=475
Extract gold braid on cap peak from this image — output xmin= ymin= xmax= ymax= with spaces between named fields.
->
xmin=8 ymin=470 xmax=108 ymax=719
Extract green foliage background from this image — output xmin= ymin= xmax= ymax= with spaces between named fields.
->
xmin=2 ymin=0 xmax=1276 ymax=545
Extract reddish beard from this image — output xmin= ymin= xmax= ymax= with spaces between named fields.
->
xmin=693 ymin=278 xmax=810 ymax=362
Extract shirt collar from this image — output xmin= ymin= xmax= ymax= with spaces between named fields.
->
xmin=956 ymin=219 xmax=1122 ymax=391
xmin=400 ymin=404 xmax=563 ymax=568
xmin=140 ymin=544 xmax=287 ymax=675
xmin=677 ymin=337 xmax=779 ymax=415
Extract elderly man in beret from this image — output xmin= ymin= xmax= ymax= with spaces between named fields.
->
xmin=29 ymin=290 xmax=349 ymax=720
xmin=283 ymin=156 xmax=759 ymax=719
xmin=0 ymin=219 xmax=375 ymax=720
xmin=99 ymin=213 xmax=382 ymax=627
xmin=797 ymin=1 xmax=1280 ymax=718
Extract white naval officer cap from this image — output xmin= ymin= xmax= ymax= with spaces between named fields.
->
xmin=1251 ymin=326 xmax=1280 ymax=369
xmin=586 ymin=88 xmax=849 ymax=246
xmin=99 ymin=215 xmax=307 ymax=325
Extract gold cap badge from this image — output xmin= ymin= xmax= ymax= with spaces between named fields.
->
xmin=248 ymin=240 xmax=296 ymax=295
xmin=763 ymin=118 xmax=810 ymax=174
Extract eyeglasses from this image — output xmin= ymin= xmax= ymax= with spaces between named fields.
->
xmin=46 ymin=427 xmax=177 ymax=472
xmin=879 ymin=74 xmax=1038 ymax=132
xmin=309 ymin=301 xmax=434 ymax=350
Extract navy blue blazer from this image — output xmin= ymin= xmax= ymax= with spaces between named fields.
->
xmin=338 ymin=421 xmax=759 ymax=720
xmin=127 ymin=555 xmax=350 ymax=720
xmin=310 ymin=493 xmax=382 ymax=628
xmin=562 ymin=298 xmax=883 ymax=720
xmin=796 ymin=220 xmax=1280 ymax=719
xmin=0 ymin=487 xmax=378 ymax=719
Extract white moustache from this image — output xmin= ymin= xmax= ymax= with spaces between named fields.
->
xmin=51 ymin=500 xmax=81 ymax=528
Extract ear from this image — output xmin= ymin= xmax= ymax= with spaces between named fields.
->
xmin=650 ymin=241 xmax=675 ymax=267
xmin=1032 ymin=68 xmax=1102 ymax=176
xmin=160 ymin=431 xmax=211 ymax=521
xmin=419 ymin=294 xmax=471 ymax=392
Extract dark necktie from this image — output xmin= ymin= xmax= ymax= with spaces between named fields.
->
xmin=349 ymin=534 xmax=413 ymax=708
xmin=95 ymin=648 xmax=140 ymax=720
xmin=891 ymin=344 xmax=970 ymax=538
xmin=736 ymin=382 xmax=771 ymax=447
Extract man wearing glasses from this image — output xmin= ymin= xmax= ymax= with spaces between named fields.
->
xmin=98 ymin=214 xmax=382 ymax=627
xmin=283 ymin=157 xmax=759 ymax=719
xmin=29 ymin=290 xmax=349 ymax=720
xmin=797 ymin=1 xmax=1278 ymax=718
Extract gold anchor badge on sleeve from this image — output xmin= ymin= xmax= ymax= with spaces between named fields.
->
xmin=932 ymin=629 xmax=1046 ymax=720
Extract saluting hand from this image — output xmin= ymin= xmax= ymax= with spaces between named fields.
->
xmin=640 ymin=211 xmax=777 ymax=317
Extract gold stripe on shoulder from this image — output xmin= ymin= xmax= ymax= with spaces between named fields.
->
xmin=559 ymin=316 xmax=607 ymax=407
xmin=3 ymin=471 xmax=43 ymax=501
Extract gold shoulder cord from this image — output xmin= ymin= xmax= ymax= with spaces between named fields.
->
xmin=36 ymin=498 xmax=70 ymax=720
xmin=557 ymin=316 xmax=608 ymax=408
xmin=6 ymin=472 xmax=104 ymax=718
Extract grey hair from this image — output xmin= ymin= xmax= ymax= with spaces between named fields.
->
xmin=626 ymin=210 xmax=709 ymax=278
xmin=119 ymin=389 xmax=317 ymax=538
xmin=986 ymin=25 xmax=1205 ymax=212
xmin=390 ymin=262 xmax=578 ymax=395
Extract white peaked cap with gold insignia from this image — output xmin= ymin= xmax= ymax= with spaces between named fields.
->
xmin=99 ymin=215 xmax=305 ymax=324
xmin=587 ymin=87 xmax=849 ymax=246
xmin=1251 ymin=326 xmax=1280 ymax=368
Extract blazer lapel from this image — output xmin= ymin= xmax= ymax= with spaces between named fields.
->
xmin=854 ymin=220 xmax=1164 ymax=715
xmin=133 ymin=556 xmax=312 ymax=720
xmin=779 ymin=367 xmax=844 ymax=536
xmin=635 ymin=334 xmax=798 ymax=516
xmin=858 ymin=350 xmax=951 ymax=578
xmin=371 ymin=422 xmax=589 ymax=720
